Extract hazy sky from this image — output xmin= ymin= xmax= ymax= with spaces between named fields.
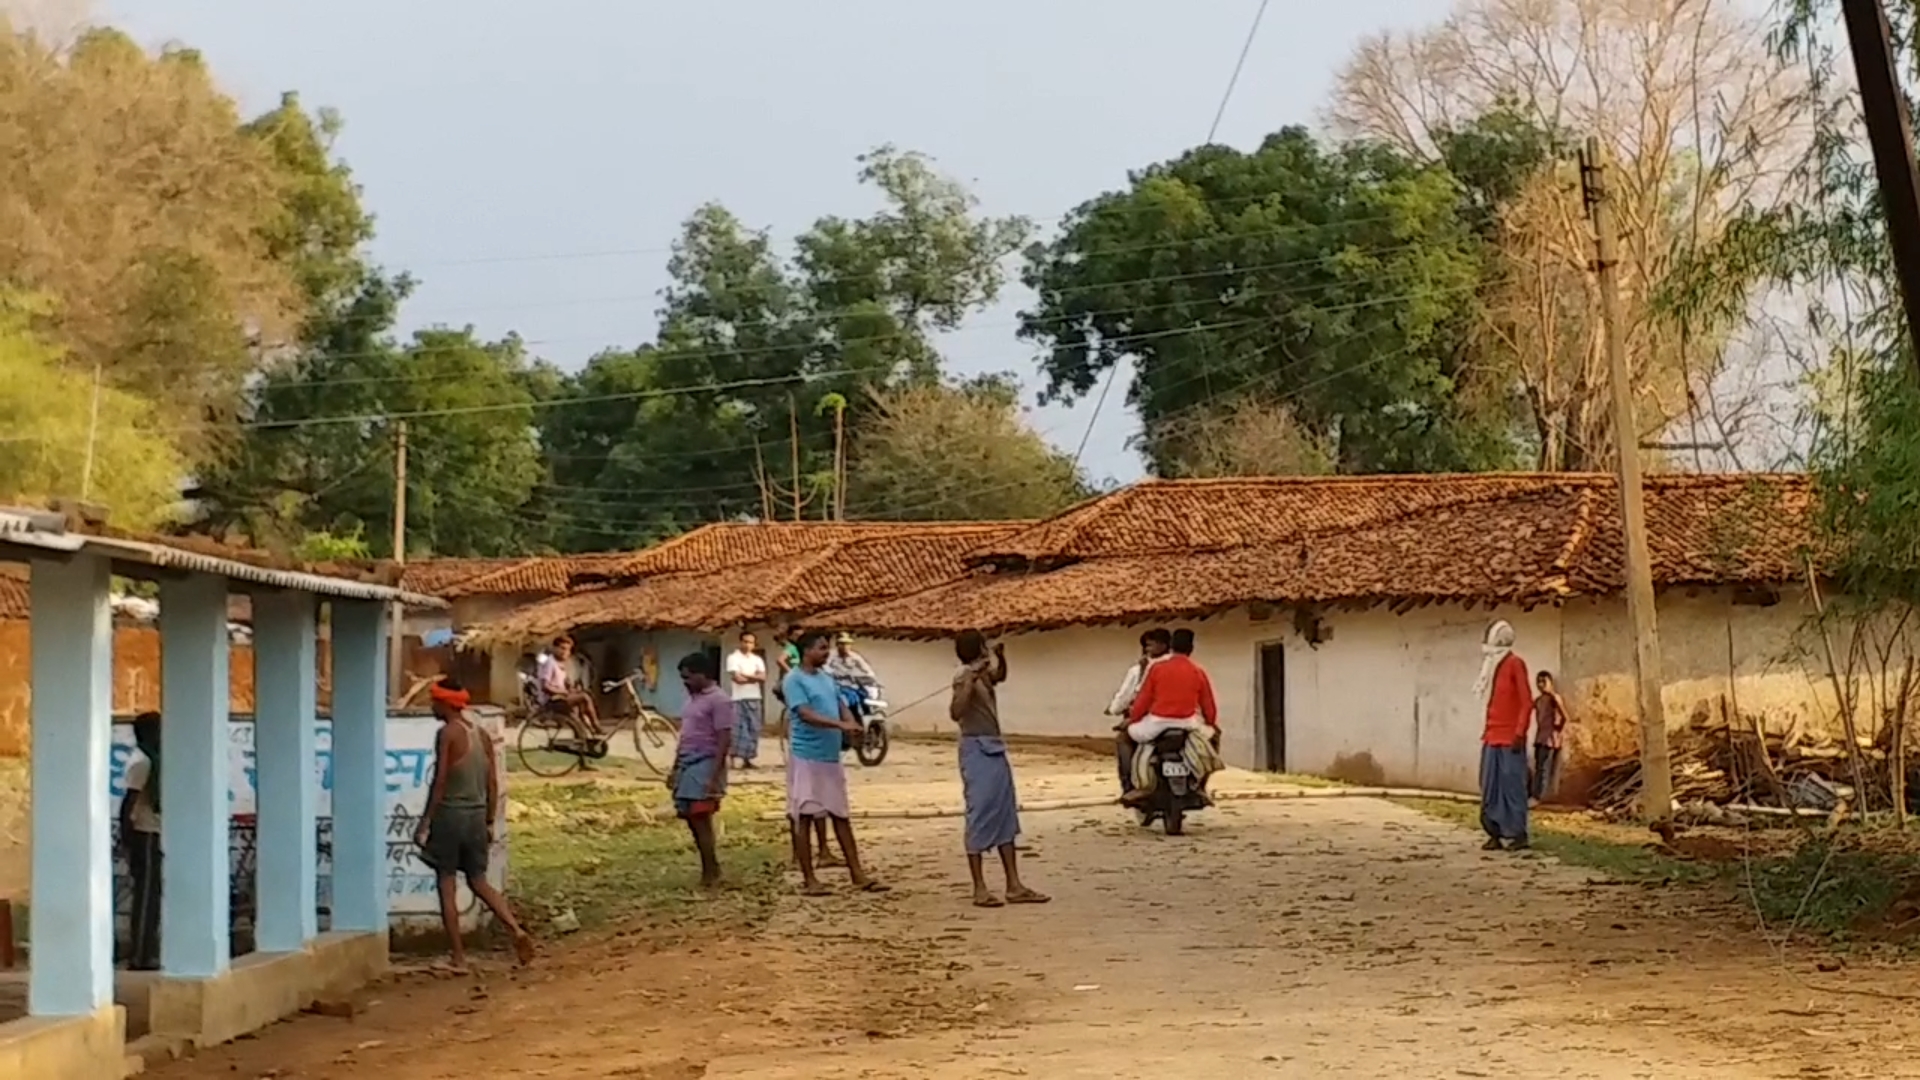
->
xmin=96 ymin=0 xmax=1448 ymax=484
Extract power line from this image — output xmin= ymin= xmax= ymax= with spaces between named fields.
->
xmin=1206 ymin=0 xmax=1272 ymax=144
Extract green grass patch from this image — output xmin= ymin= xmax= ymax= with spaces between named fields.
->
xmin=1738 ymin=833 xmax=1920 ymax=940
xmin=1389 ymin=798 xmax=1718 ymax=885
xmin=508 ymin=779 xmax=788 ymax=935
xmin=506 ymin=749 xmax=655 ymax=779
xmin=1394 ymin=799 xmax=1920 ymax=946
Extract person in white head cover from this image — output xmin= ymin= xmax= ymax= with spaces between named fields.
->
xmin=1474 ymin=620 xmax=1533 ymax=851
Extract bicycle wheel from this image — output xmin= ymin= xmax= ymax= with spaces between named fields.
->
xmin=629 ymin=709 xmax=678 ymax=777
xmin=516 ymin=716 xmax=583 ymax=778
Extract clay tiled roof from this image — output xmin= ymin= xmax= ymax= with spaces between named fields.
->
xmin=611 ymin=520 xmax=1017 ymax=580
xmin=823 ymin=473 xmax=1818 ymax=637
xmin=464 ymin=522 xmax=1031 ymax=645
xmin=0 ymin=563 xmax=26 ymax=620
xmin=398 ymin=554 xmax=630 ymax=600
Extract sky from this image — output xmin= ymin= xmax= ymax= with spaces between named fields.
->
xmin=93 ymin=0 xmax=1450 ymax=485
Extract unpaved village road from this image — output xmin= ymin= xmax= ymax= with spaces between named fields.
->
xmin=157 ymin=746 xmax=1920 ymax=1079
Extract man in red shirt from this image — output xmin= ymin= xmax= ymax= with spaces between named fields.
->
xmin=1123 ymin=628 xmax=1223 ymax=802
xmin=1474 ymin=620 xmax=1533 ymax=850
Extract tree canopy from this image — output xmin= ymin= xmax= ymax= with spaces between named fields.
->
xmin=1021 ymin=127 xmax=1515 ymax=476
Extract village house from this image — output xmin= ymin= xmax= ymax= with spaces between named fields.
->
xmin=820 ymin=473 xmax=1826 ymax=796
xmin=463 ymin=521 xmax=1028 ymax=724
xmin=392 ymin=553 xmax=628 ymax=705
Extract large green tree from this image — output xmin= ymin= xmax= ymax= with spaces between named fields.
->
xmin=539 ymin=147 xmax=1034 ymax=548
xmin=1020 ymin=128 xmax=1515 ymax=476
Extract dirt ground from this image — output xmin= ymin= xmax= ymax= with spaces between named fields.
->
xmin=150 ymin=746 xmax=1920 ymax=1079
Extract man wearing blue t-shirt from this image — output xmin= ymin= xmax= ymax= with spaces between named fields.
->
xmin=783 ymin=630 xmax=888 ymax=896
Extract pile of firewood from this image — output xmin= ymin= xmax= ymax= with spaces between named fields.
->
xmin=1588 ymin=712 xmax=1905 ymax=820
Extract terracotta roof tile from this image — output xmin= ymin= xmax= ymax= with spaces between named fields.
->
xmin=465 ymin=523 xmax=1030 ymax=644
xmin=399 ymin=554 xmax=632 ymax=599
xmin=824 ymin=474 xmax=1817 ymax=637
xmin=615 ymin=521 xmax=1020 ymax=579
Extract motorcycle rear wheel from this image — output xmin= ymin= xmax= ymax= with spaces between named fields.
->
xmin=1163 ymin=802 xmax=1185 ymax=836
xmin=855 ymin=721 xmax=890 ymax=767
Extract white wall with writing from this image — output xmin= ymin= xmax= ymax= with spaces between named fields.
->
xmin=109 ymin=708 xmax=509 ymax=927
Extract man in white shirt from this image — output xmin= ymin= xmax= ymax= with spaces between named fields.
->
xmin=536 ymin=636 xmax=600 ymax=745
xmin=1107 ymin=628 xmax=1171 ymax=796
xmin=120 ymin=711 xmax=164 ymax=970
xmin=726 ymin=632 xmax=769 ymax=769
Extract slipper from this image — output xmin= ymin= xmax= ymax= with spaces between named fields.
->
xmin=1006 ymin=889 xmax=1051 ymax=905
xmin=973 ymin=894 xmax=1006 ymax=909
xmin=800 ymin=883 xmax=834 ymax=897
xmin=856 ymin=880 xmax=891 ymax=894
xmin=427 ymin=961 xmax=471 ymax=978
xmin=512 ymin=932 xmax=536 ymax=967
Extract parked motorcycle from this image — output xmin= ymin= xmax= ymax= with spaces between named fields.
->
xmin=1141 ymin=729 xmax=1208 ymax=836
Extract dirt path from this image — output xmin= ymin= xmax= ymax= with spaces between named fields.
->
xmin=151 ymin=752 xmax=1920 ymax=1079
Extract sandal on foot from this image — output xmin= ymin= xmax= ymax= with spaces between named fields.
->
xmin=972 ymin=894 xmax=1005 ymax=908
xmin=856 ymin=880 xmax=891 ymax=893
xmin=1006 ymin=889 xmax=1051 ymax=905
xmin=800 ymin=883 xmax=834 ymax=897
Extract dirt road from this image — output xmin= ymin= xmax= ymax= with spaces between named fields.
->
xmin=154 ymin=748 xmax=1920 ymax=1079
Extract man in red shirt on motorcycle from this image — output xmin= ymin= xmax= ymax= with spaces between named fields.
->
xmin=1121 ymin=628 xmax=1224 ymax=804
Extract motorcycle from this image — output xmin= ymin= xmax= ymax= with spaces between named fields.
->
xmin=843 ymin=682 xmax=891 ymax=767
xmin=1141 ymin=729 xmax=1209 ymax=836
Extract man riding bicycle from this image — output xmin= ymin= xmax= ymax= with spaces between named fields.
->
xmin=535 ymin=636 xmax=602 ymax=747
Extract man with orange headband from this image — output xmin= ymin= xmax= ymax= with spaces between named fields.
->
xmin=419 ymin=678 xmax=534 ymax=972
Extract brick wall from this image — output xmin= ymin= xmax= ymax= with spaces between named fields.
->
xmin=0 ymin=621 xmax=334 ymax=757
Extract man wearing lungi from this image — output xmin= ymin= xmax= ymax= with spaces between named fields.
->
xmin=725 ymin=632 xmax=767 ymax=770
xmin=671 ymin=652 xmax=733 ymax=888
xmin=782 ymin=630 xmax=888 ymax=896
xmin=1474 ymin=620 xmax=1533 ymax=850
xmin=951 ymin=630 xmax=1049 ymax=909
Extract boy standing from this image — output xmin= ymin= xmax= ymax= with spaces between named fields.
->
xmin=120 ymin=711 xmax=163 ymax=971
xmin=1531 ymin=671 xmax=1571 ymax=803
xmin=951 ymin=631 xmax=1048 ymax=908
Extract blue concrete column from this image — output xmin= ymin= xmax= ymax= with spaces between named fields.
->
xmin=28 ymin=552 xmax=114 ymax=1016
xmin=329 ymin=600 xmax=388 ymax=933
xmin=253 ymin=590 xmax=318 ymax=953
xmin=158 ymin=572 xmax=231 ymax=977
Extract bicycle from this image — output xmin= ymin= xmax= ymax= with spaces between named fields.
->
xmin=513 ymin=671 xmax=678 ymax=779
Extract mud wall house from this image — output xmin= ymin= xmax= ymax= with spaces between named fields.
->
xmin=462 ymin=521 xmax=1031 ymax=724
xmin=823 ymin=474 xmax=1835 ymax=796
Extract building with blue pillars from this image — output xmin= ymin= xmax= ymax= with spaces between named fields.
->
xmin=0 ymin=508 xmax=442 ymax=1078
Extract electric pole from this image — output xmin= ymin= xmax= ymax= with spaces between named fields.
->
xmin=1580 ymin=136 xmax=1673 ymax=824
xmin=387 ymin=420 xmax=408 ymax=705
xmin=1841 ymin=0 xmax=1920 ymax=370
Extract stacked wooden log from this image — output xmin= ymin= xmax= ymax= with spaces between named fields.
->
xmin=1588 ymin=719 xmax=1890 ymax=820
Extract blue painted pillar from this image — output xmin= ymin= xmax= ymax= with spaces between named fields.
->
xmin=253 ymin=590 xmax=318 ymax=953
xmin=158 ymin=573 xmax=231 ymax=977
xmin=329 ymin=600 xmax=388 ymax=933
xmin=28 ymin=553 xmax=114 ymax=1016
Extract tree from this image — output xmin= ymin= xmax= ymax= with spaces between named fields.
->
xmin=0 ymin=27 xmax=306 ymax=462
xmin=1149 ymin=399 xmax=1333 ymax=479
xmin=1021 ymin=129 xmax=1514 ymax=476
xmin=196 ymin=270 xmax=551 ymax=557
xmin=844 ymin=379 xmax=1087 ymax=521
xmin=0 ymin=294 xmax=184 ymax=527
xmin=539 ymin=148 xmax=1032 ymax=548
xmin=1330 ymin=0 xmax=1801 ymax=470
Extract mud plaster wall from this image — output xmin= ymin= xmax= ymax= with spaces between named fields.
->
xmin=1557 ymin=587 xmax=1860 ymax=765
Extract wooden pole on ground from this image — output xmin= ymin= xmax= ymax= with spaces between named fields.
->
xmin=1580 ymin=136 xmax=1673 ymax=826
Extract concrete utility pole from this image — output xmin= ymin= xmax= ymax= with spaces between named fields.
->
xmin=1579 ymin=136 xmax=1673 ymax=824
xmin=1841 ymin=0 xmax=1920 ymax=372
xmin=387 ymin=420 xmax=408 ymax=705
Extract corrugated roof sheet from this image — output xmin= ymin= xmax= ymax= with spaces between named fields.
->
xmin=823 ymin=473 xmax=1818 ymax=637
xmin=0 ymin=508 xmax=442 ymax=606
